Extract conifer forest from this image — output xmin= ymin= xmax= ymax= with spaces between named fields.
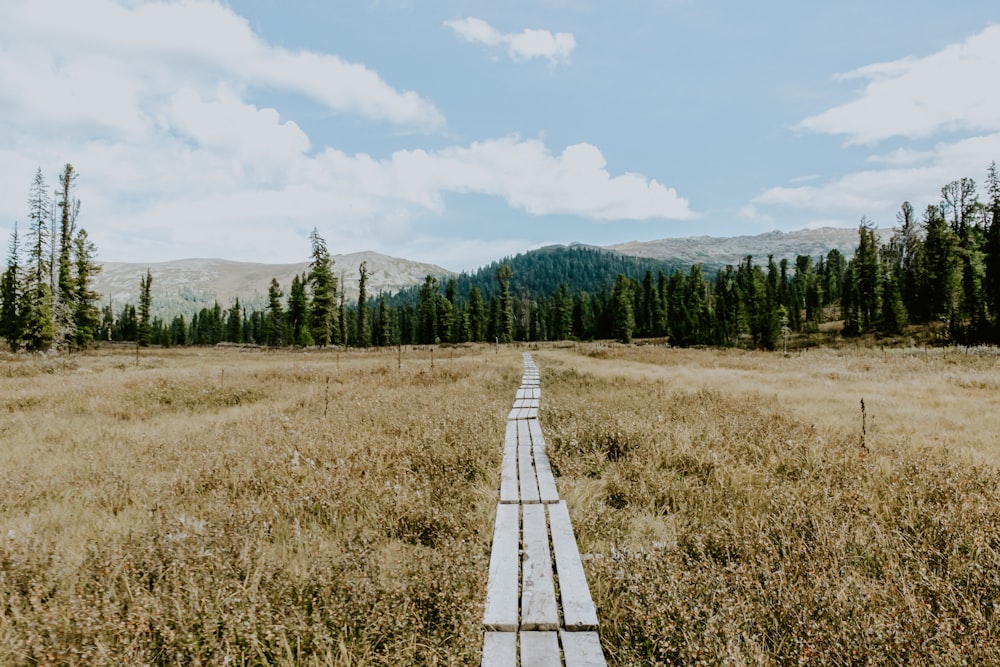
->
xmin=4 ymin=162 xmax=1000 ymax=352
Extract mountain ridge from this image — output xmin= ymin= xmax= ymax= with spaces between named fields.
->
xmin=94 ymin=227 xmax=863 ymax=319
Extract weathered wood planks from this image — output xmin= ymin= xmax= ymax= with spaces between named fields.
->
xmin=549 ymin=502 xmax=599 ymax=630
xmin=482 ymin=353 xmax=606 ymax=665
xmin=483 ymin=503 xmax=520 ymax=631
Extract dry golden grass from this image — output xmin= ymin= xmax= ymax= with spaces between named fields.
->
xmin=3 ymin=342 xmax=999 ymax=665
xmin=536 ymin=343 xmax=1000 ymax=665
xmin=0 ymin=345 xmax=518 ymax=666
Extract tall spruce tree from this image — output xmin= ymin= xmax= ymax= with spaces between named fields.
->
xmin=612 ymin=274 xmax=635 ymax=343
xmin=265 ymin=277 xmax=284 ymax=346
xmin=357 ymin=261 xmax=371 ymax=347
xmin=22 ymin=169 xmax=54 ymax=351
xmin=307 ymin=228 xmax=336 ymax=346
xmin=985 ymin=162 xmax=1000 ymax=332
xmin=54 ymin=164 xmax=80 ymax=347
xmin=137 ymin=269 xmax=153 ymax=346
xmin=496 ymin=264 xmax=513 ymax=343
xmin=287 ymin=274 xmax=309 ymax=345
xmin=72 ymin=228 xmax=101 ymax=348
xmin=1 ymin=224 xmax=22 ymax=350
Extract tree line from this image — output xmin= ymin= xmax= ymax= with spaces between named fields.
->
xmin=6 ymin=163 xmax=1000 ymax=352
xmin=1 ymin=165 xmax=103 ymax=352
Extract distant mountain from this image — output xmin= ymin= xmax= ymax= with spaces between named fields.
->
xmin=606 ymin=227 xmax=860 ymax=272
xmin=95 ymin=252 xmax=453 ymax=320
xmin=94 ymin=228 xmax=864 ymax=320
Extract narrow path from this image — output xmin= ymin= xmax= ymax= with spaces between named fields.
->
xmin=482 ymin=353 xmax=607 ymax=667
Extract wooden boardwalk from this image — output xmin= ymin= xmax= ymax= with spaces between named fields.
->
xmin=482 ymin=353 xmax=606 ymax=667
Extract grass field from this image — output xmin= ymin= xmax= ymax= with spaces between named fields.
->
xmin=2 ymin=343 xmax=999 ymax=665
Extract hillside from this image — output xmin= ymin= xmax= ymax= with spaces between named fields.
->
xmin=607 ymin=227 xmax=859 ymax=271
xmin=94 ymin=227 xmax=864 ymax=320
xmin=95 ymin=252 xmax=453 ymax=320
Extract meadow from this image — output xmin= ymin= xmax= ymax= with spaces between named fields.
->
xmin=1 ymin=343 xmax=999 ymax=665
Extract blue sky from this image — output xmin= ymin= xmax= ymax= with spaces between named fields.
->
xmin=1 ymin=0 xmax=998 ymax=272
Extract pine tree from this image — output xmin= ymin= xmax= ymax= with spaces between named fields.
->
xmin=22 ymin=168 xmax=54 ymax=351
xmin=265 ymin=277 xmax=284 ymax=346
xmin=137 ymin=269 xmax=153 ymax=346
xmin=417 ymin=275 xmax=438 ymax=344
xmin=496 ymin=264 xmax=514 ymax=343
xmin=375 ymin=291 xmax=393 ymax=346
xmin=612 ymin=274 xmax=635 ymax=343
xmin=985 ymin=162 xmax=1000 ymax=334
xmin=357 ymin=261 xmax=371 ymax=347
xmin=227 ymin=298 xmax=242 ymax=342
xmin=468 ymin=285 xmax=486 ymax=342
xmin=921 ymin=204 xmax=959 ymax=328
xmin=71 ymin=228 xmax=101 ymax=348
xmin=307 ymin=228 xmax=336 ymax=346
xmin=54 ymin=164 xmax=80 ymax=348
xmin=287 ymin=274 xmax=309 ymax=345
xmin=1 ymin=224 xmax=22 ymax=350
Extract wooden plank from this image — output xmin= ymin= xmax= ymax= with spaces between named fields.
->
xmin=560 ymin=631 xmax=606 ymax=666
xmin=481 ymin=632 xmax=517 ymax=667
xmin=483 ymin=504 xmax=520 ymax=631
xmin=518 ymin=438 xmax=540 ymax=503
xmin=528 ymin=420 xmax=546 ymax=452
xmin=520 ymin=632 xmax=561 ymax=667
xmin=534 ymin=449 xmax=560 ymax=504
xmin=548 ymin=502 xmax=599 ymax=630
xmin=505 ymin=420 xmax=518 ymax=449
xmin=521 ymin=505 xmax=558 ymax=630
xmin=499 ymin=442 xmax=519 ymax=503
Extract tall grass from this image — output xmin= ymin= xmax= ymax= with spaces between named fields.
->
xmin=1 ymin=347 xmax=515 ymax=666
xmin=3 ymin=343 xmax=999 ymax=664
xmin=539 ymin=345 xmax=1000 ymax=665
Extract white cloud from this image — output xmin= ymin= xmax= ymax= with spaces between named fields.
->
xmin=753 ymin=132 xmax=1000 ymax=224
xmin=444 ymin=17 xmax=576 ymax=65
xmin=0 ymin=0 xmax=690 ymax=267
xmin=798 ymin=24 xmax=1000 ymax=144
xmin=0 ymin=0 xmax=444 ymax=132
xmin=384 ymin=138 xmax=694 ymax=220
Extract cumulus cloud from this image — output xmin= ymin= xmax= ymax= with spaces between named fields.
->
xmin=798 ymin=24 xmax=1000 ymax=144
xmin=444 ymin=17 xmax=576 ymax=65
xmin=0 ymin=0 xmax=691 ymax=267
xmin=748 ymin=24 xmax=1000 ymax=231
xmin=753 ymin=132 xmax=1000 ymax=223
xmin=0 ymin=0 xmax=444 ymax=132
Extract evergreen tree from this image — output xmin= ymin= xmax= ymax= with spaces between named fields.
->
xmin=287 ymin=274 xmax=308 ymax=345
xmin=265 ymin=277 xmax=284 ymax=346
xmin=22 ymin=168 xmax=54 ymax=351
xmin=985 ymin=162 xmax=1000 ymax=332
xmin=612 ymin=274 xmax=635 ymax=343
xmin=307 ymin=228 xmax=336 ymax=346
xmin=552 ymin=283 xmax=573 ymax=340
xmin=468 ymin=285 xmax=486 ymax=342
xmin=227 ymin=298 xmax=242 ymax=342
xmin=54 ymin=164 xmax=79 ymax=347
xmin=357 ymin=261 xmax=371 ymax=347
xmin=921 ymin=204 xmax=959 ymax=328
xmin=137 ymin=269 xmax=152 ymax=347
xmin=854 ymin=222 xmax=881 ymax=333
xmin=337 ymin=284 xmax=347 ymax=346
xmin=417 ymin=275 xmax=438 ymax=344
xmin=71 ymin=228 xmax=101 ymax=348
xmin=496 ymin=264 xmax=514 ymax=343
xmin=375 ymin=291 xmax=393 ymax=346
xmin=1 ymin=224 xmax=22 ymax=350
